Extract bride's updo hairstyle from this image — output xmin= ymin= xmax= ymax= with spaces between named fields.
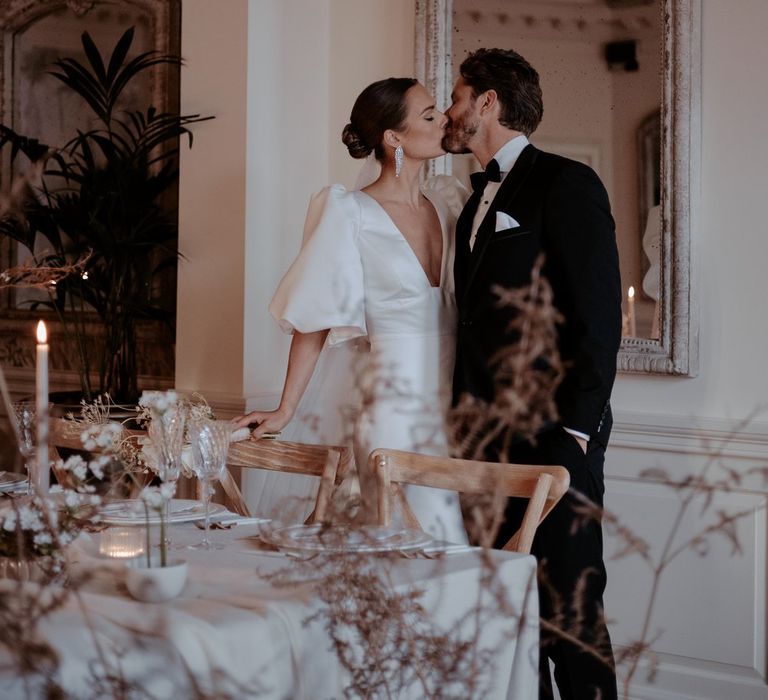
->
xmin=341 ymin=77 xmax=417 ymax=161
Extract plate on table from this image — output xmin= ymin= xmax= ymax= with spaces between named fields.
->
xmin=100 ymin=498 xmax=228 ymax=525
xmin=0 ymin=472 xmax=28 ymax=493
xmin=258 ymin=524 xmax=432 ymax=554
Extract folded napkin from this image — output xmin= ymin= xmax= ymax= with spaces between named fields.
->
xmin=229 ymin=427 xmax=251 ymax=443
xmin=495 ymin=211 xmax=520 ymax=231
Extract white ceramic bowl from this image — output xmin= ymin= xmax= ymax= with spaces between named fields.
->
xmin=125 ymin=559 xmax=188 ymax=602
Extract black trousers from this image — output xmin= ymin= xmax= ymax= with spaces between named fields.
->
xmin=492 ymin=427 xmax=618 ymax=700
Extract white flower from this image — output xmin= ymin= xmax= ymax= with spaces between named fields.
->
xmin=139 ymin=390 xmax=178 ymax=415
xmin=62 ymin=455 xmax=88 ymax=481
xmin=159 ymin=482 xmax=176 ymax=500
xmin=33 ymin=531 xmax=53 ymax=546
xmin=18 ymin=505 xmax=44 ymax=532
xmin=2 ymin=509 xmax=17 ymax=531
xmin=80 ymin=422 xmax=122 ymax=453
xmin=140 ymin=486 xmax=168 ymax=510
xmin=64 ymin=491 xmax=81 ymax=508
xmin=89 ymin=454 xmax=111 ymax=480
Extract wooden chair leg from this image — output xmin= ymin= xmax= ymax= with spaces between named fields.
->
xmin=310 ymin=451 xmax=339 ymax=524
xmin=375 ymin=453 xmax=392 ymax=527
xmin=504 ymin=473 xmax=553 ymax=554
xmin=219 ymin=469 xmax=250 ymax=516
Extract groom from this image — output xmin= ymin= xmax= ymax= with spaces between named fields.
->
xmin=444 ymin=48 xmax=622 ymax=699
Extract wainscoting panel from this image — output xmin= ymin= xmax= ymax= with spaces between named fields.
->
xmin=603 ymin=410 xmax=768 ymax=699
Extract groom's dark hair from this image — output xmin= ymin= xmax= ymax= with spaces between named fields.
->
xmin=459 ymin=48 xmax=543 ymax=135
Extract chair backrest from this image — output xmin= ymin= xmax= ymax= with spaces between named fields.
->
xmin=369 ymin=448 xmax=570 ymax=554
xmin=48 ymin=417 xmax=151 ymax=496
xmin=50 ymin=419 xmax=351 ymax=521
xmin=224 ymin=438 xmax=352 ymax=522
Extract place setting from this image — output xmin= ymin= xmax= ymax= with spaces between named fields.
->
xmin=0 ymin=472 xmax=28 ymax=495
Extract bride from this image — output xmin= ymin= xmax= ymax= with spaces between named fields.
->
xmin=234 ymin=78 xmax=468 ymax=543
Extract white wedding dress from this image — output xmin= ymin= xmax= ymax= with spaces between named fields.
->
xmin=242 ymin=177 xmax=468 ymax=543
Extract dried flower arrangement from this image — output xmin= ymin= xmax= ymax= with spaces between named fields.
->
xmin=0 ymin=456 xmax=102 ymax=566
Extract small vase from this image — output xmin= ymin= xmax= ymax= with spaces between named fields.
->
xmin=125 ymin=559 xmax=188 ymax=602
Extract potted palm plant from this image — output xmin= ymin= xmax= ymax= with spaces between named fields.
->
xmin=0 ymin=27 xmax=211 ymax=404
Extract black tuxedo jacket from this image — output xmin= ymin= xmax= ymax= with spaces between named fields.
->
xmin=453 ymin=144 xmax=622 ymax=447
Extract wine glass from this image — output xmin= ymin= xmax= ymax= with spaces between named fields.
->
xmin=187 ymin=419 xmax=230 ymax=550
xmin=147 ymin=403 xmax=187 ymax=546
xmin=12 ymin=401 xmax=36 ymax=492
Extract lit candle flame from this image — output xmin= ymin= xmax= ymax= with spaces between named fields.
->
xmin=36 ymin=320 xmax=47 ymax=344
xmin=628 ymin=286 xmax=635 ymax=299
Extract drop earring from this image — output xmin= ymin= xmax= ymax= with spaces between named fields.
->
xmin=394 ymin=145 xmax=404 ymax=178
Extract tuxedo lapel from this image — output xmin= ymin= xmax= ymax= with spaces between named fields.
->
xmin=462 ymin=144 xmax=539 ymax=303
xmin=453 ymin=188 xmax=482 ymax=304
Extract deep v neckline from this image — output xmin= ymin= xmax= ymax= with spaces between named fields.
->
xmin=357 ymin=189 xmax=446 ymax=288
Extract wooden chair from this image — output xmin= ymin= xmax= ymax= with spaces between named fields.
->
xmin=49 ymin=417 xmax=152 ymax=496
xmin=50 ymin=418 xmax=351 ymax=522
xmin=222 ymin=438 xmax=353 ymax=522
xmin=369 ymin=448 xmax=570 ymax=554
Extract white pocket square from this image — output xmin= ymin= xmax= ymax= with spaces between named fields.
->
xmin=495 ymin=212 xmax=520 ymax=231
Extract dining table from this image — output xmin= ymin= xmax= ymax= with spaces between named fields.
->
xmin=0 ymin=516 xmax=540 ymax=699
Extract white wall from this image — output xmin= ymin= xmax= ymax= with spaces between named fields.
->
xmin=242 ymin=0 xmax=331 ymax=404
xmin=328 ymin=0 xmax=416 ymax=186
xmin=177 ymin=0 xmax=248 ymax=407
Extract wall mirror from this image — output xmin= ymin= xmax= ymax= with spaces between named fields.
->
xmin=415 ymin=0 xmax=700 ymax=375
xmin=0 ymin=0 xmax=180 ymax=389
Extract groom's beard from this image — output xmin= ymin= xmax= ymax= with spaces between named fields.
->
xmin=442 ymin=109 xmax=478 ymax=154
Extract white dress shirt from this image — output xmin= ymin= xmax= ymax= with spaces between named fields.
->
xmin=468 ymin=135 xmax=590 ymax=445
xmin=469 ymin=134 xmax=529 ymax=251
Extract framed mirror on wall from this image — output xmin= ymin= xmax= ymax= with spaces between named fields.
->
xmin=0 ymin=0 xmax=181 ymax=395
xmin=415 ymin=0 xmax=700 ymax=375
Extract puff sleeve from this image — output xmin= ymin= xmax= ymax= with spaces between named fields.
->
xmin=269 ymin=184 xmax=367 ymax=347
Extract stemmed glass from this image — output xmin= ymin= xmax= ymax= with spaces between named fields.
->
xmin=12 ymin=401 xmax=37 ymax=493
xmin=187 ymin=419 xmax=230 ymax=550
xmin=147 ymin=403 xmax=187 ymax=545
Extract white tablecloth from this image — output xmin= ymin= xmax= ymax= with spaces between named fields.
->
xmin=0 ymin=523 xmax=539 ymax=699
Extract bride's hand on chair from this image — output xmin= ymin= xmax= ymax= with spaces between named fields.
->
xmin=232 ymin=407 xmax=293 ymax=439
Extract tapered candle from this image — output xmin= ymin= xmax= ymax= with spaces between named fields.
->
xmin=627 ymin=286 xmax=637 ymax=338
xmin=35 ymin=320 xmax=49 ymax=495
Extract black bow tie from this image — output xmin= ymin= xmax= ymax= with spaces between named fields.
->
xmin=470 ymin=159 xmax=502 ymax=193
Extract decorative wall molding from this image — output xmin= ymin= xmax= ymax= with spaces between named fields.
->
xmin=618 ymin=651 xmax=768 ymax=700
xmin=611 ymin=409 xmax=768 ymax=461
xmin=454 ymin=0 xmax=660 ymax=44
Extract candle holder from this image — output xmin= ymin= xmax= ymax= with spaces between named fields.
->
xmin=99 ymin=526 xmax=145 ymax=560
